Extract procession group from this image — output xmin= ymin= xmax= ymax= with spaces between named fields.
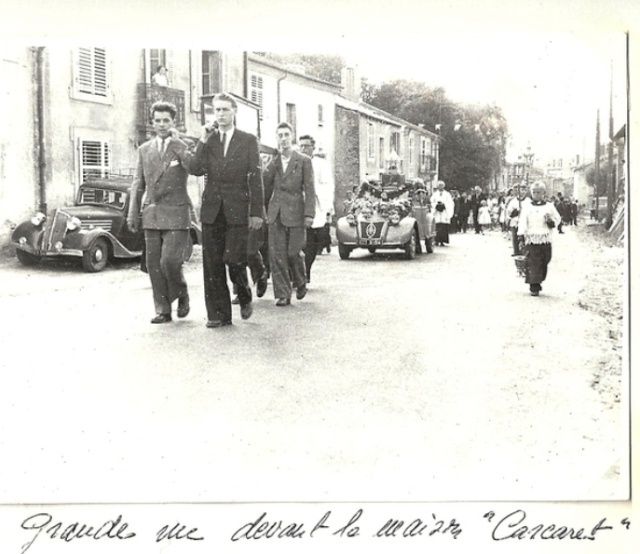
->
xmin=127 ymin=94 xmax=332 ymax=327
xmin=428 ymin=180 xmax=563 ymax=297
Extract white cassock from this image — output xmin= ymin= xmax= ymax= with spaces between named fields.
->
xmin=431 ymin=189 xmax=455 ymax=224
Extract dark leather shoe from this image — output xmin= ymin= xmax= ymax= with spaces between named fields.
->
xmin=240 ymin=302 xmax=253 ymax=320
xmin=296 ymin=285 xmax=307 ymax=300
xmin=275 ymin=298 xmax=290 ymax=307
xmin=206 ymin=319 xmax=232 ymax=328
xmin=151 ymin=313 xmax=172 ymax=324
xmin=256 ymin=273 xmax=268 ymax=298
xmin=231 ymin=295 xmax=240 ymax=305
xmin=177 ymin=295 xmax=190 ymax=318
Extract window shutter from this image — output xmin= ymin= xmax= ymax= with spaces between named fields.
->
xmin=93 ymin=48 xmax=108 ymax=96
xmin=76 ymin=48 xmax=108 ymax=97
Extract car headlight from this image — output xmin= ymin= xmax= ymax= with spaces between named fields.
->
xmin=389 ymin=214 xmax=400 ymax=225
xmin=54 ymin=241 xmax=63 ymax=252
xmin=30 ymin=212 xmax=46 ymax=226
xmin=66 ymin=216 xmax=82 ymax=231
xmin=346 ymin=213 xmax=356 ymax=226
xmin=19 ymin=237 xmax=27 ymax=245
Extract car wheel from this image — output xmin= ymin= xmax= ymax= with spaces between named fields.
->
xmin=82 ymin=237 xmax=109 ymax=272
xmin=425 ymin=237 xmax=434 ymax=254
xmin=367 ymin=247 xmax=376 ymax=254
xmin=404 ymin=230 xmax=417 ymax=260
xmin=338 ymin=243 xmax=351 ymax=260
xmin=16 ymin=249 xmax=41 ymax=266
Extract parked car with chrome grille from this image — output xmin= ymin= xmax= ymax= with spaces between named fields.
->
xmin=11 ymin=176 xmax=202 ymax=272
xmin=336 ymin=173 xmax=434 ymax=260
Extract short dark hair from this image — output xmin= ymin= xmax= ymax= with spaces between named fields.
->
xmin=150 ymin=101 xmax=177 ymax=120
xmin=299 ymin=134 xmax=315 ymax=145
xmin=277 ymin=122 xmax=293 ymax=133
xmin=212 ymin=92 xmax=237 ymax=109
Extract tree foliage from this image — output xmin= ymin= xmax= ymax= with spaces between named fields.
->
xmin=254 ymin=52 xmax=344 ymax=84
xmin=586 ymin=161 xmax=612 ymax=196
xmin=365 ymin=80 xmax=509 ymax=192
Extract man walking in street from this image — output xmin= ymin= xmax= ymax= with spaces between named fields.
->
xmin=186 ymin=92 xmax=264 ymax=328
xmin=431 ymin=180 xmax=455 ymax=246
xmin=127 ymin=101 xmax=194 ymax=324
xmin=469 ymin=186 xmax=486 ymax=234
xmin=263 ymin=123 xmax=315 ymax=306
xmin=299 ymin=134 xmax=332 ymax=284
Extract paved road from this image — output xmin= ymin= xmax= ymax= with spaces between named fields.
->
xmin=0 ymin=225 xmax=627 ymax=503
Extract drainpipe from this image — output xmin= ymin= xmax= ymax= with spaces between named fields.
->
xmin=276 ymin=69 xmax=287 ymax=123
xmin=34 ymin=46 xmax=47 ymax=214
xmin=243 ymin=51 xmax=249 ymax=98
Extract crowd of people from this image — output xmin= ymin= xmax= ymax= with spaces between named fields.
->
xmin=127 ymin=95 xmax=333 ymax=327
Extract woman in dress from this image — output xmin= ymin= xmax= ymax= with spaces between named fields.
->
xmin=517 ymin=182 xmax=562 ymax=296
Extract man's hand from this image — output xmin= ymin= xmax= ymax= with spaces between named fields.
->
xmin=304 ymin=216 xmax=314 ymax=228
xmin=169 ymin=127 xmax=181 ymax=140
xmin=127 ymin=216 xmax=138 ymax=233
xmin=248 ymin=216 xmax=263 ymax=230
xmin=200 ymin=122 xmax=216 ymax=143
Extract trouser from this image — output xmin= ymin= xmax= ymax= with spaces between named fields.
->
xmin=304 ymin=227 xmax=324 ymax=281
xmin=202 ymin=211 xmax=251 ymax=323
xmin=247 ymin=226 xmax=267 ymax=284
xmin=473 ymin=208 xmax=481 ymax=233
xmin=144 ymin=229 xmax=189 ymax=315
xmin=459 ymin=215 xmax=468 ymax=233
xmin=269 ymin=215 xmax=306 ymax=299
xmin=511 ymin=226 xmax=521 ymax=256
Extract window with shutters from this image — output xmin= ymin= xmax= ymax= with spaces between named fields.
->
xmin=420 ymin=137 xmax=428 ymax=168
xmin=391 ymin=131 xmax=401 ymax=156
xmin=286 ymin=103 xmax=297 ymax=142
xmin=149 ymin=49 xmax=166 ymax=74
xmin=72 ymin=48 xmax=111 ymax=103
xmin=378 ymin=137 xmax=385 ymax=169
xmin=80 ymin=140 xmax=111 ymax=183
xmin=202 ymin=51 xmax=222 ymax=95
xmin=249 ymin=73 xmax=264 ymax=120
xmin=367 ymin=123 xmax=375 ymax=160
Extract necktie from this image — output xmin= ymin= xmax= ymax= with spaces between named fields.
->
xmin=220 ymin=132 xmax=226 ymax=157
xmin=159 ymin=138 xmax=167 ymax=157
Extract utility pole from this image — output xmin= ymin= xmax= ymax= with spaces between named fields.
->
xmin=594 ymin=110 xmax=600 ymax=220
xmin=606 ymin=62 xmax=614 ymax=228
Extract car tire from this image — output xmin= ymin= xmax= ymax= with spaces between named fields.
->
xmin=338 ymin=243 xmax=351 ymax=260
xmin=16 ymin=249 xmax=41 ymax=266
xmin=82 ymin=237 xmax=109 ymax=272
xmin=404 ymin=230 xmax=417 ymax=260
xmin=425 ymin=237 xmax=434 ymax=254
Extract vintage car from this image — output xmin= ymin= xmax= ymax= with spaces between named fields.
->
xmin=11 ymin=176 xmax=202 ymax=272
xmin=336 ymin=172 xmax=435 ymax=260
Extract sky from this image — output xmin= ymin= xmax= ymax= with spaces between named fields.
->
xmin=349 ymin=30 xmax=628 ymax=167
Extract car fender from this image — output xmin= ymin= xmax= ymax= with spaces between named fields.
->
xmin=63 ymin=230 xmax=139 ymax=259
xmin=385 ymin=216 xmax=417 ymax=244
xmin=336 ymin=217 xmax=358 ymax=243
xmin=11 ymin=221 xmax=45 ymax=252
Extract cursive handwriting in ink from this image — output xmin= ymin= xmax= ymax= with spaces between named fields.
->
xmin=489 ymin=509 xmax=614 ymax=541
xmin=310 ymin=511 xmax=332 ymax=538
xmin=156 ymin=522 xmax=204 ymax=542
xmin=230 ymin=512 xmax=306 ymax=541
xmin=20 ymin=512 xmax=135 ymax=553
xmin=332 ymin=509 xmax=362 ymax=538
xmin=375 ymin=513 xmax=462 ymax=539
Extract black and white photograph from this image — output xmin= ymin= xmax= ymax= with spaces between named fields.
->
xmin=0 ymin=1 xmax=635 ymax=547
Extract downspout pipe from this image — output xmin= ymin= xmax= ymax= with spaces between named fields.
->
xmin=276 ymin=69 xmax=287 ymax=123
xmin=34 ymin=47 xmax=47 ymax=214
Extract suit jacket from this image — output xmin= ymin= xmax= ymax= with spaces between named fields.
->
xmin=264 ymin=150 xmax=315 ymax=227
xmin=128 ymin=137 xmax=192 ymax=230
xmin=187 ymin=128 xmax=264 ymax=225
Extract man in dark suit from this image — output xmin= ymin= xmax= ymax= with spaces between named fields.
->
xmin=186 ymin=93 xmax=264 ymax=328
xmin=263 ymin=122 xmax=315 ymax=306
xmin=469 ymin=186 xmax=487 ymax=234
xmin=127 ymin=101 xmax=194 ymax=324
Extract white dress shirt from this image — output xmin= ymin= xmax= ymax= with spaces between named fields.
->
xmin=219 ymin=126 xmax=234 ymax=157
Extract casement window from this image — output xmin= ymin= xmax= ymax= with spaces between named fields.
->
xmin=318 ymin=104 xmax=324 ymax=127
xmin=149 ymin=49 xmax=166 ymax=74
xmin=367 ymin=123 xmax=375 ymax=160
xmin=378 ymin=137 xmax=384 ymax=169
xmin=286 ymin=103 xmax=297 ymax=141
xmin=202 ymin=51 xmax=222 ymax=95
xmin=72 ymin=48 xmax=111 ymax=103
xmin=391 ymin=131 xmax=401 ymax=156
xmin=79 ymin=139 xmax=111 ymax=183
xmin=249 ymin=73 xmax=264 ymax=119
xmin=420 ymin=137 xmax=428 ymax=168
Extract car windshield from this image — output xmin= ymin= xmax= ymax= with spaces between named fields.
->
xmin=79 ymin=188 xmax=126 ymax=209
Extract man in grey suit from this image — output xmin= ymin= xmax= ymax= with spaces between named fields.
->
xmin=263 ymin=122 xmax=315 ymax=306
xmin=127 ymin=101 xmax=193 ymax=324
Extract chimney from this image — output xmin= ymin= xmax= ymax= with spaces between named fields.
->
xmin=341 ymin=66 xmax=361 ymax=102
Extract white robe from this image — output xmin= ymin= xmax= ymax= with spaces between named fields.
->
xmin=431 ymin=189 xmax=455 ymax=224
